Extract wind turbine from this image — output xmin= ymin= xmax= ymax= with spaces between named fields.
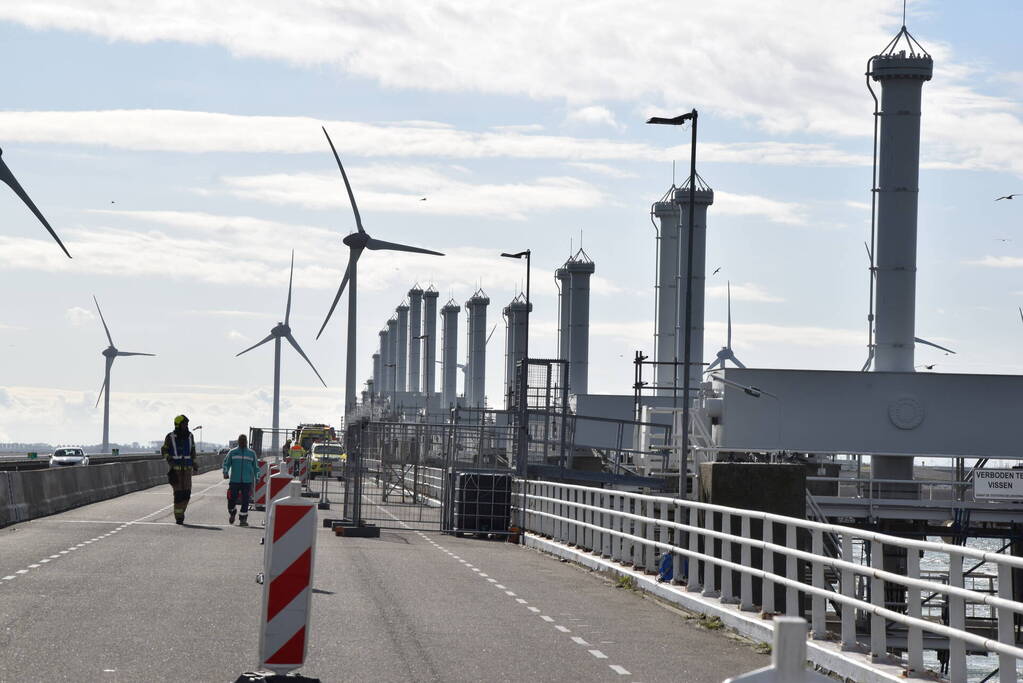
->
xmin=0 ymin=147 xmax=71 ymax=257
xmin=93 ymin=296 xmax=155 ymax=452
xmin=315 ymin=127 xmax=444 ymax=416
xmin=705 ymin=282 xmax=746 ymax=372
xmin=237 ymin=252 xmax=326 ymax=455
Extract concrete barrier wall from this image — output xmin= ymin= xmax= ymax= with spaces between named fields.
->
xmin=0 ymin=453 xmax=221 ymax=528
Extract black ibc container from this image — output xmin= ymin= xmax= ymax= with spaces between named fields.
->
xmin=452 ymin=472 xmax=512 ymax=534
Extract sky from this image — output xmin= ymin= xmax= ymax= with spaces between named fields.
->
xmin=0 ymin=1 xmax=1021 ymax=447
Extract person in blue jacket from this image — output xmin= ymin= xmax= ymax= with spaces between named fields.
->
xmin=222 ymin=433 xmax=259 ymax=526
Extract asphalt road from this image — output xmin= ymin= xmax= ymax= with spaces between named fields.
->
xmin=0 ymin=471 xmax=766 ymax=682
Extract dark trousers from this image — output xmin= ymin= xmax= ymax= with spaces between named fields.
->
xmin=227 ymin=482 xmax=252 ymax=515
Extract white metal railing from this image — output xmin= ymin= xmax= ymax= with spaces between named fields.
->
xmin=516 ymin=480 xmax=1023 ymax=683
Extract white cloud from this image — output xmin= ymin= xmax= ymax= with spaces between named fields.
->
xmin=65 ymin=306 xmax=96 ymax=326
xmin=227 ymin=330 xmax=249 ymax=342
xmin=566 ymin=106 xmax=622 ymax=129
xmin=966 ymin=255 xmax=1023 ymax=268
xmin=217 ymin=166 xmax=605 ymax=219
xmin=1 ymin=2 xmax=1019 ymax=173
xmin=713 ymin=191 xmax=808 ymax=226
xmin=707 ymin=283 xmax=784 ymax=303
xmin=564 ymin=162 xmax=638 ymax=178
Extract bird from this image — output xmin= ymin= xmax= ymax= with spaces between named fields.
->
xmin=994 ymin=238 xmax=1012 ymax=243
xmin=995 ymin=193 xmax=1019 ymax=201
xmin=915 ymin=363 xmax=936 ymax=370
xmin=110 ymin=200 xmax=115 ymax=204
xmin=420 ymin=197 xmax=427 ymax=201
xmin=712 ymin=267 xmax=721 ymax=275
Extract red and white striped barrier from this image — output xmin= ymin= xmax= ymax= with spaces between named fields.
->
xmin=298 ymin=457 xmax=310 ymax=488
xmin=259 ymin=481 xmax=317 ymax=674
xmin=252 ymin=462 xmax=269 ymax=510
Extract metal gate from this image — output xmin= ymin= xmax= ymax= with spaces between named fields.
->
xmin=339 ymin=419 xmax=515 ymax=534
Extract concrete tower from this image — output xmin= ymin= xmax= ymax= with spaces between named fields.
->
xmin=465 ymin=289 xmax=490 ymax=409
xmin=423 ymin=287 xmax=439 ymax=399
xmin=555 ymin=265 xmax=571 ymax=362
xmin=870 ymin=27 xmax=933 ymax=484
xmin=377 ymin=330 xmax=388 ymax=398
xmin=441 ymin=298 xmax=460 ymax=408
xmin=503 ymin=293 xmax=531 ymax=409
xmin=385 ymin=317 xmax=398 ymax=397
xmin=653 ymin=192 xmax=681 ymax=395
xmin=395 ymin=302 xmax=409 ymax=393
xmin=674 ymin=176 xmax=714 ymax=391
xmin=372 ymin=352 xmax=381 ymax=398
xmin=565 ymin=250 xmax=595 ymax=394
xmin=408 ymin=286 xmax=423 ymax=393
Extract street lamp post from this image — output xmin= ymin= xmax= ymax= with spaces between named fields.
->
xmin=194 ymin=425 xmax=203 ymax=453
xmin=647 ymin=109 xmax=698 ymax=497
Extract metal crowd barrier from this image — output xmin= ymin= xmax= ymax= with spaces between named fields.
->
xmin=516 ymin=480 xmax=1023 ymax=683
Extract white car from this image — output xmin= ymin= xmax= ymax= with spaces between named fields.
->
xmin=49 ymin=448 xmax=89 ymax=467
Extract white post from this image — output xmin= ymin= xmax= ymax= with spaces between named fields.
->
xmin=810 ymin=528 xmax=825 ymax=638
xmin=762 ymin=518 xmax=775 ymax=615
xmin=840 ymin=534 xmax=855 ymax=649
xmin=948 ymin=551 xmax=966 ymax=681
xmin=906 ymin=547 xmax=923 ymax=671
xmin=740 ymin=515 xmax=754 ymax=611
xmin=997 ymin=562 xmax=1014 ymax=683
xmin=688 ymin=506 xmax=702 ymax=592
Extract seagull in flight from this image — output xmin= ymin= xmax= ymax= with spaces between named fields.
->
xmin=994 ymin=237 xmax=1012 ymax=243
xmin=995 ymin=193 xmax=1019 ymax=201
xmin=914 ymin=363 xmax=936 ymax=370
xmin=420 ymin=197 xmax=427 ymax=201
xmin=712 ymin=267 xmax=721 ymax=275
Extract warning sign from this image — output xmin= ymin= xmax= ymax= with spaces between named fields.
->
xmin=973 ymin=469 xmax=1023 ymax=500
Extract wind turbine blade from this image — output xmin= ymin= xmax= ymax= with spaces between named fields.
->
xmin=93 ymin=295 xmax=114 ymax=347
xmin=726 ymin=281 xmax=733 ymax=348
xmin=94 ymin=373 xmax=109 ymax=409
xmin=914 ymin=336 xmax=956 ymax=355
xmin=1019 ymin=307 xmax=1022 ymax=325
xmin=365 ymin=237 xmax=443 ymax=256
xmin=727 ymin=351 xmax=746 ymax=369
xmin=321 ymin=126 xmax=365 ymax=234
xmin=235 ymin=332 xmax=275 ymax=357
xmin=486 ymin=324 xmax=498 ymax=345
xmin=285 ymin=333 xmax=328 ymax=388
xmin=0 ymin=153 xmax=71 ymax=258
xmin=705 ymin=357 xmax=722 ymax=372
xmin=285 ymin=250 xmax=295 ymax=326
xmin=316 ymin=248 xmax=359 ymax=340
xmin=116 ymin=351 xmax=156 ymax=357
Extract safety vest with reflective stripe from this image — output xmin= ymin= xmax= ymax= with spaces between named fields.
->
xmin=164 ymin=431 xmax=195 ymax=470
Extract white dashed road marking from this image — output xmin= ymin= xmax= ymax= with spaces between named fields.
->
xmin=610 ymin=665 xmax=631 ymax=675
xmin=571 ymin=636 xmax=590 ymax=646
xmin=589 ymin=650 xmax=608 ymax=659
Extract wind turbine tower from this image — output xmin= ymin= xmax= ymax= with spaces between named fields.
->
xmin=236 ymin=253 xmax=327 ymax=454
xmin=408 ymin=285 xmax=423 ymax=393
xmin=869 ymin=26 xmax=933 ymax=485
xmin=674 ymin=175 xmax=714 ymax=391
xmin=92 ymin=296 xmax=155 ymax=452
xmin=441 ymin=298 xmax=461 ymax=408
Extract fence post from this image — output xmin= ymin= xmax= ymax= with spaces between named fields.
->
xmin=739 ymin=515 xmax=754 ymax=611
xmin=906 ymin=545 xmax=923 ymax=672
xmin=786 ymin=524 xmax=798 ymax=616
xmin=869 ymin=540 xmax=886 ymax=660
xmin=703 ymin=508 xmax=719 ymax=598
xmin=996 ymin=562 xmax=1014 ymax=683
xmin=721 ymin=511 xmax=736 ymax=604
xmin=646 ymin=498 xmax=658 ymax=574
xmin=762 ymin=516 xmax=775 ymax=616
xmin=840 ymin=533 xmax=855 ymax=650
xmin=687 ymin=506 xmax=702 ymax=592
xmin=948 ymin=550 xmax=965 ymax=681
xmin=810 ymin=527 xmax=825 ymax=638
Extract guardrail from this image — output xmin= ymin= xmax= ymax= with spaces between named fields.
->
xmin=517 ymin=480 xmax=1023 ymax=683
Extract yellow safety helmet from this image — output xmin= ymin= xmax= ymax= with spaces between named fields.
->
xmin=174 ymin=414 xmax=189 ymax=427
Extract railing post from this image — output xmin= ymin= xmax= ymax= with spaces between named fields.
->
xmin=786 ymin=524 xmax=799 ymax=616
xmin=687 ymin=506 xmax=701 ymax=592
xmin=624 ymin=495 xmax=635 ymax=567
xmin=646 ymin=499 xmax=658 ymax=574
xmin=840 ymin=533 xmax=855 ymax=650
xmin=571 ymin=487 xmax=579 ymax=546
xmin=811 ymin=527 xmax=825 ymax=638
xmin=703 ymin=508 xmax=719 ymax=598
xmin=721 ymin=511 xmax=737 ymax=604
xmin=739 ymin=515 xmax=754 ymax=611
xmin=558 ymin=485 xmax=567 ymax=543
xmin=762 ymin=517 xmax=775 ymax=616
xmin=948 ymin=551 xmax=966 ymax=682
xmin=996 ymin=561 xmax=1014 ymax=683
xmin=906 ymin=546 xmax=923 ymax=673
xmin=870 ymin=540 xmax=886 ymax=661
xmin=612 ymin=493 xmax=623 ymax=563
xmin=601 ymin=490 xmax=612 ymax=558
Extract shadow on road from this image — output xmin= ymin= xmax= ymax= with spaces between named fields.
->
xmin=182 ymin=523 xmax=223 ymax=531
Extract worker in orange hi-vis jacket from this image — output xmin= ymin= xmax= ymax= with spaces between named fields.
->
xmin=162 ymin=414 xmax=199 ymax=525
